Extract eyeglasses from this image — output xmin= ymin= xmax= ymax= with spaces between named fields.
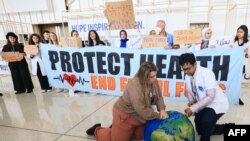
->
xmin=181 ymin=65 xmax=194 ymax=72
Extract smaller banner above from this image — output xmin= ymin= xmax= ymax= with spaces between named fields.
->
xmin=60 ymin=37 xmax=82 ymax=48
xmin=174 ymin=29 xmax=202 ymax=44
xmin=24 ymin=45 xmax=38 ymax=55
xmin=142 ymin=35 xmax=167 ymax=48
xmin=105 ymin=0 xmax=136 ymax=30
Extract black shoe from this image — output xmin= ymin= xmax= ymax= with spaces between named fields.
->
xmin=223 ymin=123 xmax=235 ymax=127
xmin=27 ymin=89 xmax=33 ymax=93
xmin=239 ymin=99 xmax=244 ymax=105
xmin=109 ymin=124 xmax=112 ymax=128
xmin=86 ymin=123 xmax=101 ymax=136
xmin=0 ymin=93 xmax=3 ymax=96
xmin=15 ymin=91 xmax=25 ymax=94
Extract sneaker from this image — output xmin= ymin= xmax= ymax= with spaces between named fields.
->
xmin=15 ymin=91 xmax=26 ymax=94
xmin=86 ymin=123 xmax=101 ymax=136
xmin=223 ymin=123 xmax=235 ymax=127
xmin=56 ymin=89 xmax=63 ymax=93
xmin=239 ymin=99 xmax=244 ymax=105
xmin=0 ymin=93 xmax=3 ymax=96
xmin=27 ymin=89 xmax=33 ymax=93
xmin=41 ymin=90 xmax=46 ymax=93
xmin=63 ymin=89 xmax=69 ymax=93
xmin=46 ymin=89 xmax=52 ymax=92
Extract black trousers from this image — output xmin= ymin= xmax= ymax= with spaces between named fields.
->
xmin=37 ymin=63 xmax=51 ymax=90
xmin=9 ymin=60 xmax=34 ymax=92
xmin=194 ymin=108 xmax=224 ymax=141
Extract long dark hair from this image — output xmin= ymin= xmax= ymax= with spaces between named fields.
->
xmin=88 ymin=30 xmax=103 ymax=46
xmin=28 ymin=33 xmax=41 ymax=45
xmin=234 ymin=25 xmax=249 ymax=44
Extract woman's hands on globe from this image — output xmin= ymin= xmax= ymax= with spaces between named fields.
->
xmin=159 ymin=110 xmax=169 ymax=119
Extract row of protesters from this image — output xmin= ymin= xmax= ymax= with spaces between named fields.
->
xmin=69 ymin=19 xmax=174 ymax=49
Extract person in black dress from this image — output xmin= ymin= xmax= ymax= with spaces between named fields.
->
xmin=2 ymin=32 xmax=34 ymax=94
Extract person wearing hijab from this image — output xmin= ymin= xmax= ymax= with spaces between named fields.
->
xmin=188 ymin=28 xmax=216 ymax=51
xmin=119 ymin=30 xmax=129 ymax=48
xmin=105 ymin=23 xmax=142 ymax=48
xmin=2 ymin=32 xmax=34 ymax=94
xmin=200 ymin=28 xmax=216 ymax=50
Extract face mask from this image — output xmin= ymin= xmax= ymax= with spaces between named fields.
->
xmin=155 ymin=27 xmax=162 ymax=35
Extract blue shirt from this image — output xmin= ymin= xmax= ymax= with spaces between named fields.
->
xmin=166 ymin=33 xmax=174 ymax=46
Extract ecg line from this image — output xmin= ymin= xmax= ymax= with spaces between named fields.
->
xmin=53 ymin=74 xmax=90 ymax=85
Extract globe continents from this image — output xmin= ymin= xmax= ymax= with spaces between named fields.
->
xmin=144 ymin=110 xmax=195 ymax=141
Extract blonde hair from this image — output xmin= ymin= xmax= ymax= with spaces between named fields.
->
xmin=49 ymin=32 xmax=59 ymax=45
xmin=135 ymin=61 xmax=158 ymax=94
xmin=136 ymin=62 xmax=162 ymax=107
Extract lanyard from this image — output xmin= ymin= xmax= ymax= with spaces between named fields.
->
xmin=191 ymin=78 xmax=199 ymax=101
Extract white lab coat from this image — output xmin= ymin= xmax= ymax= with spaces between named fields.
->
xmin=185 ymin=65 xmax=229 ymax=114
xmin=28 ymin=54 xmax=46 ymax=76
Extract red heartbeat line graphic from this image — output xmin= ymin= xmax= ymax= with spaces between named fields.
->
xmin=53 ymin=74 xmax=90 ymax=87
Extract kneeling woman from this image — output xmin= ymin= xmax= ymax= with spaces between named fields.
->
xmin=86 ymin=62 xmax=168 ymax=141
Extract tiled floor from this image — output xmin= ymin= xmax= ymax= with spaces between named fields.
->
xmin=0 ymin=76 xmax=249 ymax=141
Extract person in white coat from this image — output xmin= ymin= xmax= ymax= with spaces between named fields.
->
xmin=179 ymin=53 xmax=231 ymax=141
xmin=105 ymin=23 xmax=142 ymax=48
xmin=28 ymin=34 xmax=52 ymax=93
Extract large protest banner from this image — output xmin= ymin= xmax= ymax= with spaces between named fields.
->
xmin=40 ymin=44 xmax=244 ymax=104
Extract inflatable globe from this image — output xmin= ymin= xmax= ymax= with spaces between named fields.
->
xmin=144 ymin=110 xmax=195 ymax=141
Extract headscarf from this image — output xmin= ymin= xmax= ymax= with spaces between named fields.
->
xmin=120 ymin=30 xmax=129 ymax=48
xmin=202 ymin=27 xmax=212 ymax=41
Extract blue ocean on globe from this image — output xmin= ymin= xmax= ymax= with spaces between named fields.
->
xmin=144 ymin=110 xmax=195 ymax=141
